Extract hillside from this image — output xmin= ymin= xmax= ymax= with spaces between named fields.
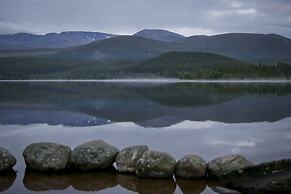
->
xmin=131 ymin=51 xmax=251 ymax=78
xmin=177 ymin=33 xmax=291 ymax=63
xmin=0 ymin=31 xmax=116 ymax=50
xmin=1 ymin=51 xmax=291 ymax=80
xmin=53 ymin=35 xmax=186 ymax=60
xmin=131 ymin=51 xmax=291 ymax=79
xmin=133 ymin=29 xmax=185 ymax=42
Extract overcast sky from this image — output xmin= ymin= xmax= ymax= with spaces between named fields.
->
xmin=0 ymin=0 xmax=290 ymax=37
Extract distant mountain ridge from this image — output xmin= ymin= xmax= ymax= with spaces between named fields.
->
xmin=54 ymin=35 xmax=185 ymax=60
xmin=177 ymin=33 xmax=291 ymax=63
xmin=52 ymin=32 xmax=291 ymax=63
xmin=0 ymin=30 xmax=291 ymax=63
xmin=133 ymin=29 xmax=185 ymax=42
xmin=0 ymin=31 xmax=116 ymax=50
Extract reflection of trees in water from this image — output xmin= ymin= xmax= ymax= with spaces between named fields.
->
xmin=0 ymin=170 xmax=16 ymax=192
xmin=1 ymin=82 xmax=291 ymax=126
xmin=1 ymin=82 xmax=291 ymax=107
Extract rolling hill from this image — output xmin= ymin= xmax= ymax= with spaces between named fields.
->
xmin=131 ymin=51 xmax=291 ymax=79
xmin=0 ymin=31 xmax=116 ymax=50
xmin=131 ymin=51 xmax=252 ymax=77
xmin=133 ymin=29 xmax=185 ymax=42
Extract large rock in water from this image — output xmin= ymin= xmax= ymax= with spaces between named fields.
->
xmin=71 ymin=140 xmax=119 ymax=170
xmin=0 ymin=147 xmax=16 ymax=171
xmin=207 ymin=154 xmax=252 ymax=178
xmin=116 ymin=145 xmax=148 ymax=173
xmin=136 ymin=150 xmax=176 ymax=178
xmin=221 ymin=159 xmax=291 ymax=194
xmin=175 ymin=154 xmax=206 ymax=178
xmin=23 ymin=142 xmax=71 ymax=171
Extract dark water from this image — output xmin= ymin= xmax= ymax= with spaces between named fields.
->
xmin=1 ymin=81 xmax=291 ymax=194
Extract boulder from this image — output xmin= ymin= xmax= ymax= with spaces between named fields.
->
xmin=71 ymin=140 xmax=119 ymax=170
xmin=0 ymin=147 xmax=16 ymax=171
xmin=207 ymin=154 xmax=252 ymax=178
xmin=221 ymin=158 xmax=291 ymax=194
xmin=136 ymin=150 xmax=176 ymax=178
xmin=116 ymin=145 xmax=148 ymax=173
xmin=23 ymin=142 xmax=71 ymax=171
xmin=175 ymin=154 xmax=206 ymax=178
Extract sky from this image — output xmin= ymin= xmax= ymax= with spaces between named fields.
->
xmin=0 ymin=0 xmax=291 ymax=37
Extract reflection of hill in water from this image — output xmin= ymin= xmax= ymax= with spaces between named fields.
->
xmin=1 ymin=82 xmax=291 ymax=127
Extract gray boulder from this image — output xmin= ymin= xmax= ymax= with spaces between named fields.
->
xmin=175 ymin=154 xmax=206 ymax=178
xmin=221 ymin=158 xmax=291 ymax=194
xmin=71 ymin=140 xmax=119 ymax=170
xmin=116 ymin=145 xmax=148 ymax=173
xmin=0 ymin=147 xmax=16 ymax=171
xmin=136 ymin=150 xmax=176 ymax=178
xmin=23 ymin=142 xmax=71 ymax=171
xmin=207 ymin=154 xmax=252 ymax=178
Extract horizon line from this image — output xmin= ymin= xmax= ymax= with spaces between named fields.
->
xmin=0 ymin=29 xmax=288 ymax=39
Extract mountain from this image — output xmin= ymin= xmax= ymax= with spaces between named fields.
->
xmin=177 ymin=33 xmax=291 ymax=63
xmin=54 ymin=35 xmax=185 ymax=60
xmin=1 ymin=31 xmax=291 ymax=63
xmin=0 ymin=31 xmax=116 ymax=50
xmin=133 ymin=29 xmax=185 ymax=42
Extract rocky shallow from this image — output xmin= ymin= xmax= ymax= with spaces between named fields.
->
xmin=0 ymin=140 xmax=291 ymax=194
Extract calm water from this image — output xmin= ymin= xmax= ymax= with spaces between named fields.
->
xmin=1 ymin=81 xmax=291 ymax=194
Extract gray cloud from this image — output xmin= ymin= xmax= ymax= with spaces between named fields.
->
xmin=0 ymin=0 xmax=290 ymax=37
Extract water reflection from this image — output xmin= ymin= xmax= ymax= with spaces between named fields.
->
xmin=0 ymin=171 xmax=16 ymax=192
xmin=176 ymin=179 xmax=207 ymax=194
xmin=70 ymin=171 xmax=117 ymax=191
xmin=117 ymin=174 xmax=176 ymax=194
xmin=23 ymin=170 xmax=70 ymax=191
xmin=23 ymin=169 xmax=117 ymax=192
xmin=20 ymin=170 xmax=235 ymax=194
xmin=1 ymin=82 xmax=291 ymax=127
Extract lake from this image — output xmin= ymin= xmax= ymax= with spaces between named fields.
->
xmin=1 ymin=80 xmax=291 ymax=194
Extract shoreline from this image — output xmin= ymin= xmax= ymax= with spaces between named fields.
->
xmin=1 ymin=79 xmax=291 ymax=83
